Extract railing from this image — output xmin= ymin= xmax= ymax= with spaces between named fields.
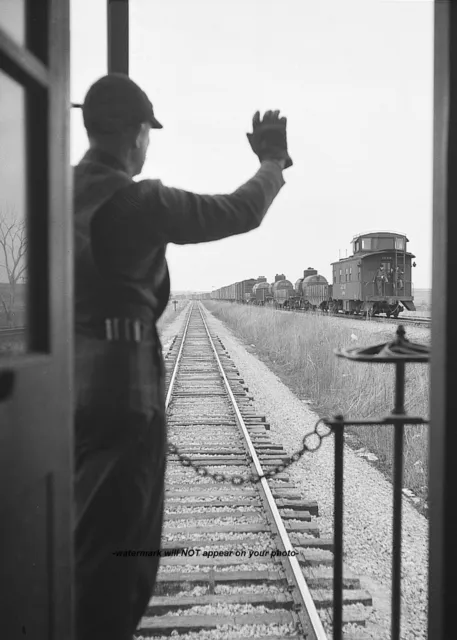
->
xmin=324 ymin=326 xmax=430 ymax=639
xmin=363 ymin=280 xmax=413 ymax=298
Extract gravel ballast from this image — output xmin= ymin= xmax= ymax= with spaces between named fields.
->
xmin=196 ymin=307 xmax=429 ymax=640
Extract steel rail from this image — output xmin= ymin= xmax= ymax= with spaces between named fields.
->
xmin=164 ymin=302 xmax=194 ymax=410
xmin=273 ymin=306 xmax=431 ymax=326
xmin=197 ymin=301 xmax=328 ymax=640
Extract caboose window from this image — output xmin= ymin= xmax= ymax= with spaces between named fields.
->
xmin=362 ymin=239 xmax=372 ymax=250
xmin=395 ymin=237 xmax=405 ymax=250
xmin=373 ymin=237 xmax=395 ymax=250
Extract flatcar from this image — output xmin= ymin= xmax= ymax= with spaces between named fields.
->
xmin=330 ymin=231 xmax=416 ymax=317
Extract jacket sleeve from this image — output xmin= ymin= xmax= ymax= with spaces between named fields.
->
xmin=138 ymin=160 xmax=285 ymax=245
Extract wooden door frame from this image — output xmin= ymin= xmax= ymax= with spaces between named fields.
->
xmin=429 ymin=2 xmax=457 ymax=637
xmin=0 ymin=1 xmax=73 ymax=638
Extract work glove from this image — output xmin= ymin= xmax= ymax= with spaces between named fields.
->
xmin=247 ymin=110 xmax=293 ymax=169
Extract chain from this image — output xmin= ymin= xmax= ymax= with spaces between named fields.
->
xmin=167 ymin=417 xmax=333 ymax=485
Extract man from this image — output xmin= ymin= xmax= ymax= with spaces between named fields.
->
xmin=375 ymin=264 xmax=385 ymax=296
xmin=395 ymin=266 xmax=404 ymax=290
xmin=73 ymin=73 xmax=292 ymax=640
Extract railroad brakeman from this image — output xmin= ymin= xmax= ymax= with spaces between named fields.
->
xmin=73 ymin=73 xmax=292 ymax=640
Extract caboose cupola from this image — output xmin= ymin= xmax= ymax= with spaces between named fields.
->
xmin=352 ymin=231 xmax=409 ymax=256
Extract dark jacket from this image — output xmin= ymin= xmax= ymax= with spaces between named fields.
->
xmin=73 ymin=148 xmax=285 ymax=420
xmin=73 ymin=148 xmax=286 ymax=639
xmin=74 ymin=148 xmax=285 ymax=332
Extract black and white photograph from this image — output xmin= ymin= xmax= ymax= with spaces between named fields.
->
xmin=0 ymin=1 xmax=454 ymax=639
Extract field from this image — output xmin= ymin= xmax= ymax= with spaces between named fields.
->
xmin=0 ymin=282 xmax=26 ymax=327
xmin=402 ymin=288 xmax=432 ymax=318
xmin=203 ymin=301 xmax=430 ymax=506
xmin=157 ymin=299 xmax=187 ymax=334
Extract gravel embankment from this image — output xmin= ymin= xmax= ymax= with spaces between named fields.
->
xmin=159 ymin=302 xmax=191 ymax=352
xmin=199 ymin=307 xmax=429 ymax=640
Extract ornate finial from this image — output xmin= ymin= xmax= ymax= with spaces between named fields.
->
xmin=334 ymin=321 xmax=429 ymax=362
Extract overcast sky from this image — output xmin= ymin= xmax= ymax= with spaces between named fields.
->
xmin=70 ymin=0 xmax=434 ymax=292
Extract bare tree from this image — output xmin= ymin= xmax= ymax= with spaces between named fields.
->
xmin=0 ymin=207 xmax=27 ymax=327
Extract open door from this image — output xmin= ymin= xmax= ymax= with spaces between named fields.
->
xmin=0 ymin=1 xmax=73 ymax=638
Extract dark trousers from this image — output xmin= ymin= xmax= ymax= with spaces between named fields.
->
xmin=74 ymin=407 xmax=166 ymax=640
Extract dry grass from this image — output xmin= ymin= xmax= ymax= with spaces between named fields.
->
xmin=157 ymin=300 xmax=187 ymax=334
xmin=204 ymin=301 xmax=429 ymax=502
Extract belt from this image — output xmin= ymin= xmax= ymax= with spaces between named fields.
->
xmin=104 ymin=317 xmax=144 ymax=343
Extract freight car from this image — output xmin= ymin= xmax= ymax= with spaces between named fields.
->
xmin=292 ymin=268 xmax=329 ymax=310
xmin=212 ymin=278 xmax=260 ymax=303
xmin=236 ymin=278 xmax=258 ymax=303
xmin=251 ymin=277 xmax=272 ymax=305
xmin=210 ymin=230 xmax=416 ymax=318
xmin=271 ymin=274 xmax=295 ymax=309
xmin=330 ymin=231 xmax=416 ymax=317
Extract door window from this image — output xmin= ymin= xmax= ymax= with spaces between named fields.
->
xmin=0 ymin=71 xmax=28 ymax=354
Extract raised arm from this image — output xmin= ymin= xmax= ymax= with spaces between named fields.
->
xmin=90 ymin=111 xmax=293 ymax=264
xmin=143 ymin=159 xmax=286 ymax=245
xmin=141 ymin=109 xmax=292 ymax=245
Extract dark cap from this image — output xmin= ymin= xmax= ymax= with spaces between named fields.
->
xmin=81 ymin=73 xmax=163 ymax=134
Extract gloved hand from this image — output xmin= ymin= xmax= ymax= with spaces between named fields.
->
xmin=247 ymin=110 xmax=293 ymax=169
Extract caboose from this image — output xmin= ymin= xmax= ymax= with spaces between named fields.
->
xmin=330 ymin=231 xmax=416 ymax=317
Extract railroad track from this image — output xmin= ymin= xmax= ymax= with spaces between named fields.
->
xmin=274 ymin=307 xmax=431 ymax=328
xmin=325 ymin=312 xmax=430 ymax=328
xmin=136 ymin=303 xmax=372 ymax=639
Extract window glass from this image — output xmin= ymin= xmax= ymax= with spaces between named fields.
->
xmin=362 ymin=238 xmax=372 ymax=250
xmin=0 ymin=71 xmax=28 ymax=355
xmin=373 ymin=237 xmax=395 ymax=250
xmin=0 ymin=0 xmax=25 ymax=45
xmin=395 ymin=237 xmax=405 ymax=250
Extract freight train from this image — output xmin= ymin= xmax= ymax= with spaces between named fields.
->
xmin=210 ymin=231 xmax=417 ymax=318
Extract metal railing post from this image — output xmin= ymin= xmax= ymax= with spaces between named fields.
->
xmin=325 ymin=326 xmax=429 ymax=639
xmin=333 ymin=415 xmax=345 ymax=640
xmin=391 ymin=362 xmax=405 ymax=640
